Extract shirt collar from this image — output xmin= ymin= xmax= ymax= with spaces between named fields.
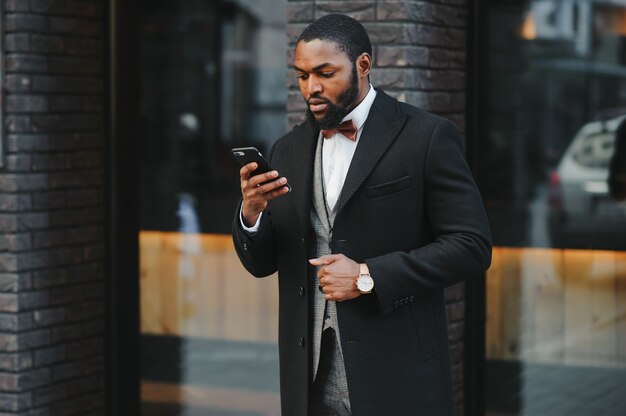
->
xmin=341 ymin=84 xmax=377 ymax=131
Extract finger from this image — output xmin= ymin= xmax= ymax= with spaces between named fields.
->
xmin=240 ymin=163 xmax=258 ymax=180
xmin=247 ymin=170 xmax=280 ymax=188
xmin=309 ymin=254 xmax=339 ymax=266
xmin=318 ymin=274 xmax=329 ymax=286
xmin=317 ymin=268 xmax=324 ymax=280
xmin=265 ymin=185 xmax=290 ymax=200
xmin=243 ymin=179 xmax=286 ymax=204
xmin=309 ymin=258 xmax=324 ymax=266
xmin=253 ymin=176 xmax=287 ymax=194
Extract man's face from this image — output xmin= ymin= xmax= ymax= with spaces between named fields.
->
xmin=294 ymin=39 xmax=360 ymax=130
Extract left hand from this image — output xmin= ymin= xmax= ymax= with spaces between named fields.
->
xmin=309 ymin=254 xmax=360 ymax=302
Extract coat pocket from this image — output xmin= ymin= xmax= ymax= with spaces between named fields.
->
xmin=366 ymin=175 xmax=412 ymax=199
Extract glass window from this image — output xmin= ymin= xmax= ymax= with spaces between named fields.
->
xmin=135 ymin=1 xmax=286 ymax=414
xmin=476 ymin=1 xmax=626 ymax=415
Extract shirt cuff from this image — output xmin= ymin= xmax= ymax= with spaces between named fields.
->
xmin=239 ymin=205 xmax=262 ymax=233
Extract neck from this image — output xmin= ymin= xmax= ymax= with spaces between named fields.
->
xmin=347 ymin=83 xmax=370 ymax=114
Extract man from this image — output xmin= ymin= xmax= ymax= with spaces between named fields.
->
xmin=233 ymin=14 xmax=491 ymax=416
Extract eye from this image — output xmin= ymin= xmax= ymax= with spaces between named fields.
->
xmin=296 ymin=73 xmax=309 ymax=81
xmin=321 ymin=72 xmax=334 ymax=78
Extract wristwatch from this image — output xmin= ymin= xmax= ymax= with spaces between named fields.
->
xmin=357 ymin=263 xmax=374 ymax=294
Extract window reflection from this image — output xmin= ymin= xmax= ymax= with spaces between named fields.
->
xmin=478 ymin=0 xmax=626 ymax=250
xmin=549 ymin=115 xmax=626 ymax=250
xmin=136 ymin=0 xmax=286 ymax=415
xmin=479 ymin=1 xmax=626 ymax=415
xmin=609 ymin=120 xmax=626 ymax=200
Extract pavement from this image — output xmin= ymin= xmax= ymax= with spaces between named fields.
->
xmin=141 ymin=335 xmax=280 ymax=415
xmin=140 ymin=336 xmax=626 ymax=415
xmin=486 ymin=360 xmax=626 ymax=416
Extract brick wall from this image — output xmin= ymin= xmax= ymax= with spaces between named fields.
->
xmin=287 ymin=1 xmax=468 ymax=413
xmin=0 ymin=0 xmax=105 ymax=414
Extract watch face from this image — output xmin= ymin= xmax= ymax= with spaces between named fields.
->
xmin=358 ymin=275 xmax=374 ymax=292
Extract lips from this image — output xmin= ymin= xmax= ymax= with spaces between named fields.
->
xmin=308 ymin=98 xmax=328 ymax=113
xmin=309 ymin=103 xmax=327 ymax=113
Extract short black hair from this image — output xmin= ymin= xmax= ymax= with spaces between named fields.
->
xmin=297 ymin=14 xmax=372 ymax=63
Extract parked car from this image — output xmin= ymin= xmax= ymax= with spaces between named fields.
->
xmin=549 ymin=115 xmax=626 ymax=249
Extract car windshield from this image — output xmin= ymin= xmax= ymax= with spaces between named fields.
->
xmin=571 ymin=131 xmax=615 ymax=169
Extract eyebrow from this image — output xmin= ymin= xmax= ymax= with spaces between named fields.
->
xmin=293 ymin=63 xmax=333 ymax=72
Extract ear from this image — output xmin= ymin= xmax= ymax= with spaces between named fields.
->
xmin=356 ymin=53 xmax=372 ymax=78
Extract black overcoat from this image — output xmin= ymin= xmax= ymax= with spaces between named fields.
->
xmin=232 ymin=90 xmax=492 ymax=415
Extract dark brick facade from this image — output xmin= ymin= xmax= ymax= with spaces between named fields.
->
xmin=287 ymin=1 xmax=468 ymax=414
xmin=0 ymin=0 xmax=105 ymax=414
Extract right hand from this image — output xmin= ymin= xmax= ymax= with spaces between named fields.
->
xmin=240 ymin=162 xmax=290 ymax=227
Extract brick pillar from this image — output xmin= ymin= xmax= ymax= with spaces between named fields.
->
xmin=0 ymin=0 xmax=105 ymax=414
xmin=287 ymin=1 xmax=468 ymax=414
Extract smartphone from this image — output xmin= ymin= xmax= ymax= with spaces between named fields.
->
xmin=231 ymin=147 xmax=291 ymax=192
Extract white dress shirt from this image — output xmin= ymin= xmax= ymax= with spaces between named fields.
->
xmin=241 ymin=85 xmax=377 ymax=232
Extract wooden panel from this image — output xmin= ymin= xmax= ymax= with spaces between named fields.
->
xmin=562 ymin=249 xmax=594 ymax=365
xmin=617 ymin=252 xmax=626 ymax=362
xmin=500 ymin=248 xmax=523 ymax=359
xmin=140 ymin=231 xmax=279 ymax=343
xmin=522 ymin=248 xmax=563 ymax=363
xmin=487 ymin=246 xmax=626 ymax=368
xmin=143 ymin=235 xmax=626 ymax=361
xmin=140 ymin=233 xmax=164 ymax=334
xmin=141 ymin=233 xmax=184 ymax=334
xmin=590 ymin=251 xmax=617 ymax=365
xmin=486 ymin=247 xmax=505 ymax=359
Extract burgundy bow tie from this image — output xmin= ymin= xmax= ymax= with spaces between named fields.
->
xmin=321 ymin=120 xmax=357 ymax=141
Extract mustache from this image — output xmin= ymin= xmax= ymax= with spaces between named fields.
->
xmin=307 ymin=95 xmax=331 ymax=105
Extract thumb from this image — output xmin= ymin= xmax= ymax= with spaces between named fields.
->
xmin=309 ymin=255 xmax=339 ymax=266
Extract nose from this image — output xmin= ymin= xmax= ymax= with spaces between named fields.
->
xmin=306 ymin=76 xmax=322 ymax=95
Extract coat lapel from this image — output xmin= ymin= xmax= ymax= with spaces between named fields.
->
xmin=334 ymin=91 xmax=407 ymax=216
xmin=288 ymin=121 xmax=319 ymax=236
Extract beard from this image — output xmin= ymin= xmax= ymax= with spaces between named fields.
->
xmin=305 ymin=65 xmax=360 ymax=130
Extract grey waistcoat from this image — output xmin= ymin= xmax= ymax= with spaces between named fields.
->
xmin=310 ymin=133 xmax=346 ymax=382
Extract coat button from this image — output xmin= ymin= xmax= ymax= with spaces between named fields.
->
xmin=299 ymin=286 xmax=305 ymax=296
xmin=243 ymin=243 xmax=248 ymax=251
xmin=299 ymin=337 xmax=305 ymax=348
